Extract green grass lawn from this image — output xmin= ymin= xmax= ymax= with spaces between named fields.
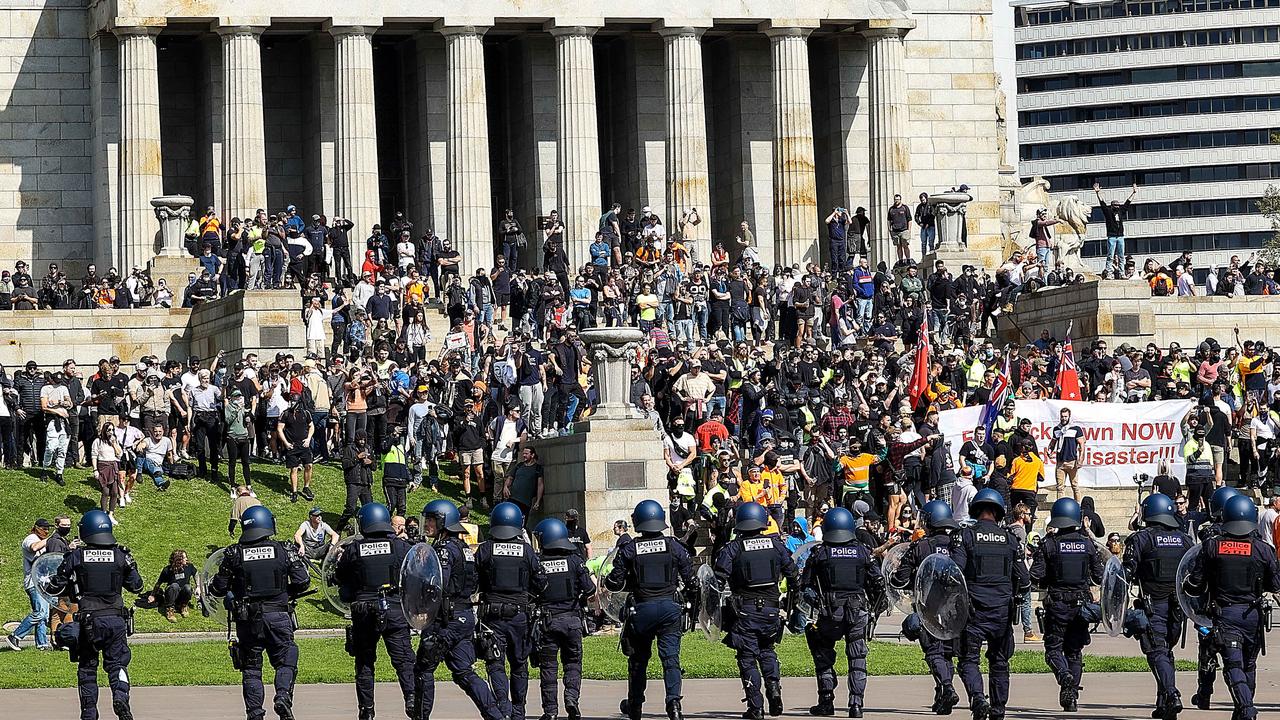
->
xmin=0 ymin=635 xmax=1189 ymax=689
xmin=0 ymin=462 xmax=483 ymax=633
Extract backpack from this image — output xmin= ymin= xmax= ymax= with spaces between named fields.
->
xmin=1152 ymin=274 xmax=1172 ymax=296
xmin=297 ymin=384 xmax=316 ymax=413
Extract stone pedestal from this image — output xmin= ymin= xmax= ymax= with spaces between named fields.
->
xmin=529 ymin=325 xmax=666 ymax=543
xmin=928 ymin=191 xmax=972 ymax=252
xmin=151 ymin=195 xmax=193 ymax=257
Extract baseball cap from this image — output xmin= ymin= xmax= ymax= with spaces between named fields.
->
xmin=34 ymin=518 xmax=51 ymax=528
xmin=309 ymin=507 xmax=324 ymax=517
xmin=25 ymin=360 xmax=37 ymax=368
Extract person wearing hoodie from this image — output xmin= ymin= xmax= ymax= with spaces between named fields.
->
xmin=951 ymin=464 xmax=977 ymax=520
xmin=784 ymin=516 xmax=815 ymax=554
xmin=1079 ymin=496 xmax=1107 ymax=538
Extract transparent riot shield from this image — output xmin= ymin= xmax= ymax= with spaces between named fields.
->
xmin=1176 ymin=544 xmax=1213 ymax=629
xmin=913 ymin=553 xmax=971 ymax=640
xmin=400 ymin=543 xmax=445 ymax=632
xmin=1099 ymin=556 xmax=1131 ymax=637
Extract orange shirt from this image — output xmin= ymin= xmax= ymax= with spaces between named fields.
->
xmin=1011 ymin=452 xmax=1044 ymax=492
xmin=760 ymin=466 xmax=787 ymax=505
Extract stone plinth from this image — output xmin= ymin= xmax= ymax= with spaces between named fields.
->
xmin=151 ymin=195 xmax=193 ymax=257
xmin=579 ymin=326 xmax=644 ymax=420
xmin=928 ymin=190 xmax=971 ymax=252
xmin=528 ymin=417 xmax=669 ymax=546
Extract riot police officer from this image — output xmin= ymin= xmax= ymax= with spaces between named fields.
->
xmin=210 ymin=505 xmax=311 ymax=720
xmin=1182 ymin=494 xmax=1280 ymax=720
xmin=605 ymin=499 xmax=697 ymax=720
xmin=890 ymin=499 xmax=960 ymax=716
xmin=475 ymin=501 xmax=547 ymax=720
xmin=1029 ymin=498 xmax=1104 ymax=712
xmin=334 ymin=503 xmax=416 ymax=720
xmin=48 ymin=509 xmax=144 ymax=720
xmin=413 ymin=499 xmax=504 ymax=720
xmin=800 ymin=506 xmax=883 ymax=718
xmin=532 ymin=517 xmax=596 ymax=720
xmin=951 ymin=488 xmax=1030 ymax=720
xmin=1122 ymin=492 xmax=1193 ymax=720
xmin=1191 ymin=484 xmax=1241 ymax=709
xmin=713 ymin=502 xmax=798 ymax=720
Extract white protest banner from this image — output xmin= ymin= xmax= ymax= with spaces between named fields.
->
xmin=937 ymin=399 xmax=1196 ymax=488
xmin=444 ymin=332 xmax=467 ymax=350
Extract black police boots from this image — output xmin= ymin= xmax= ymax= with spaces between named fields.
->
xmin=1163 ymin=692 xmax=1184 ymax=720
xmin=971 ymin=694 xmax=991 ymax=720
xmin=766 ymin=681 xmax=784 ymax=717
xmin=565 ymin=704 xmax=581 ymax=720
xmin=809 ymin=695 xmax=836 ymax=717
xmin=113 ymin=700 xmax=134 ymax=720
xmin=1060 ymin=684 xmax=1079 ymax=713
xmin=743 ymin=708 xmax=765 ymax=720
xmin=538 ymin=714 xmax=557 ymax=720
xmin=358 ymin=707 xmax=374 ymax=720
xmin=848 ymin=705 xmax=864 ymax=718
xmin=935 ymin=685 xmax=960 ymax=715
xmin=274 ymin=695 xmax=295 ymax=720
xmin=620 ymin=699 xmax=642 ymax=720
xmin=666 ymin=698 xmax=685 ymax=720
xmin=1191 ymin=694 xmax=1211 ymax=711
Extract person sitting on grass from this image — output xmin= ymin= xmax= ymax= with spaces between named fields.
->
xmin=145 ymin=549 xmax=197 ymax=623
xmin=132 ymin=422 xmax=173 ymax=491
xmin=294 ymin=507 xmax=339 ymax=561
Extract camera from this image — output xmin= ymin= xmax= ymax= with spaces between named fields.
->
xmin=1132 ymin=472 xmax=1150 ymax=485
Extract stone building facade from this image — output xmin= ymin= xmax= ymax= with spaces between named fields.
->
xmin=0 ymin=0 xmax=1004 ymax=275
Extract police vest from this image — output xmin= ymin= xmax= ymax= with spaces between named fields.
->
xmin=1209 ymin=537 xmax=1259 ymax=599
xmin=484 ymin=540 xmax=531 ymax=601
xmin=964 ymin=522 xmax=1013 ymax=586
xmin=238 ymin=541 xmax=288 ymax=601
xmin=731 ymin=535 xmax=781 ymax=596
xmin=632 ymin=536 xmax=676 ymax=597
xmin=76 ymin=546 xmax=126 ymax=611
xmin=439 ymin=538 xmax=478 ymax=603
xmin=818 ymin=542 xmax=869 ymax=593
xmin=1137 ymin=528 xmax=1190 ymax=596
xmin=352 ymin=535 xmax=402 ymax=596
xmin=1047 ymin=532 xmax=1091 ymax=589
xmin=538 ymin=552 xmax=579 ymax=608
xmin=383 ymin=445 xmax=409 ymax=482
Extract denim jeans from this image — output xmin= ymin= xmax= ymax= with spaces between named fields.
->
xmin=135 ymin=456 xmax=168 ymax=488
xmin=563 ymin=391 xmax=580 ymax=429
xmin=14 ymin=586 xmax=50 ymax=647
xmin=660 ymin=300 xmax=675 ymax=326
xmin=692 ymin=305 xmax=709 ymax=340
xmin=707 ymin=395 xmax=727 ymax=420
xmin=1018 ymin=588 xmax=1033 ymax=633
xmin=479 ymin=303 xmax=494 ymax=327
xmin=920 ymin=225 xmax=936 ymax=256
xmin=855 ymin=297 xmax=874 ymax=329
xmin=265 ymin=246 xmax=285 ymax=287
xmin=675 ymin=318 xmax=695 ymax=349
xmin=1103 ymin=235 xmax=1125 ymax=275
xmin=1036 ymin=245 xmax=1051 ymax=266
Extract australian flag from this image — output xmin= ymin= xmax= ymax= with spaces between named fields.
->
xmin=982 ymin=355 xmax=1011 ymax=438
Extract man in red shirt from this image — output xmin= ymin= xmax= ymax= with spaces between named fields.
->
xmin=694 ymin=409 xmax=730 ymax=453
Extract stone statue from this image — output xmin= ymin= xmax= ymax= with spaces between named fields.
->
xmin=1012 ymin=177 xmax=1092 ymax=274
xmin=994 ymin=72 xmax=1008 ymax=168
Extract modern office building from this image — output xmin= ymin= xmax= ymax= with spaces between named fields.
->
xmin=1012 ymin=0 xmax=1280 ymax=270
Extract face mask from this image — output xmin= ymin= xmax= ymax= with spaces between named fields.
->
xmin=57 ymin=526 xmax=71 ymax=537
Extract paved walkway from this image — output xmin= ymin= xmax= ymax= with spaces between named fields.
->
xmin=2 ymin=671 xmax=1275 ymax=720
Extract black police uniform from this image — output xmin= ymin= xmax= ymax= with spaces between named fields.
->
xmin=1122 ymin=524 xmax=1192 ymax=714
xmin=52 ymin=544 xmax=144 ymax=720
xmin=211 ymin=538 xmax=311 ymax=720
xmin=335 ymin=532 xmax=416 ymax=719
xmin=1192 ymin=519 xmax=1223 ymax=705
xmin=800 ymin=536 xmax=883 ymax=714
xmin=890 ymin=532 xmax=959 ymax=713
xmin=605 ymin=534 xmax=697 ymax=716
xmin=951 ymin=519 xmax=1030 ymax=720
xmin=414 ymin=535 xmax=504 ymax=720
xmin=1184 ymin=532 xmax=1280 ymax=720
xmin=533 ymin=545 xmax=597 ymax=719
xmin=713 ymin=531 xmax=798 ymax=717
xmin=1029 ymin=529 xmax=1104 ymax=704
xmin=475 ymin=535 xmax=547 ymax=720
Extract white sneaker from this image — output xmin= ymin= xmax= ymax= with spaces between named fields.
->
xmin=109 ymin=513 xmax=119 ymax=526
xmin=125 ymin=493 xmax=133 ymax=505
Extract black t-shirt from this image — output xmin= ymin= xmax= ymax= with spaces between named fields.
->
xmin=437 ymin=249 xmax=461 ymax=272
xmin=553 ymin=342 xmax=580 ymax=387
xmin=281 ymin=410 xmax=311 ymax=445
xmin=567 ymin=525 xmax=591 ymax=560
xmin=701 ymin=359 xmax=727 ymax=396
xmin=157 ymin=563 xmax=197 ymax=589
xmin=728 ymin=279 xmax=749 ymax=304
xmin=518 ymin=349 xmax=544 ymax=386
xmin=1100 ymin=200 xmax=1130 ymax=237
xmin=91 ymin=372 xmax=128 ymax=415
xmin=508 ymin=462 xmax=544 ymax=507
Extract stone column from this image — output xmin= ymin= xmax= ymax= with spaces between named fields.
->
xmin=862 ymin=20 xmax=915 ymax=264
xmin=658 ymin=24 xmax=712 ymax=262
xmin=549 ymin=22 xmax=602 ymax=268
xmin=217 ymin=21 xmax=268 ymax=221
xmin=114 ymin=23 xmax=165 ymax=272
xmin=152 ymin=195 xmax=194 ymax=257
xmin=328 ymin=22 xmax=383 ymax=269
xmin=763 ymin=23 xmax=819 ymax=268
xmin=580 ymin=327 xmax=645 ymax=420
xmin=439 ymin=23 xmax=493 ymax=274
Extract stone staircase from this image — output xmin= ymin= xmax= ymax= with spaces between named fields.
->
xmin=1035 ymin=486 xmax=1143 ymax=537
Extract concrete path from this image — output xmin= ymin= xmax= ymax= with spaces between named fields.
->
xmin=3 ymin=670 xmax=1276 ymax=720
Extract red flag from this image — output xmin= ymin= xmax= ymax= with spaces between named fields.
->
xmin=908 ymin=315 xmax=932 ymax=408
xmin=1057 ymin=334 xmax=1082 ymax=401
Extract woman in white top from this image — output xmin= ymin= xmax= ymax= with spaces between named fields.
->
xmin=404 ymin=311 xmax=431 ymax=364
xmin=113 ymin=422 xmax=143 ymax=507
xmin=90 ymin=420 xmax=123 ymax=523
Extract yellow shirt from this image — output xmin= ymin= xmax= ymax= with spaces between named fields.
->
xmin=839 ymin=453 xmax=877 ymax=493
xmin=738 ymin=478 xmax=765 ymax=505
xmin=760 ymin=467 xmax=786 ymax=505
xmin=1010 ymin=453 xmax=1044 ymax=492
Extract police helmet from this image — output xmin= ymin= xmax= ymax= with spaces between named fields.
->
xmin=901 ymin=612 xmax=923 ymax=642
xmin=534 ymin=518 xmax=575 ymax=552
xmin=357 ymin=503 xmax=393 ymax=535
xmin=734 ymin=502 xmax=770 ymax=533
xmin=969 ymin=488 xmax=1006 ymax=521
xmin=1140 ymin=493 xmax=1179 ymax=529
xmin=489 ymin=501 xmax=525 ymax=541
xmin=240 ymin=505 xmax=276 ymax=542
xmin=1221 ymin=494 xmax=1259 ymax=537
xmin=632 ymin=499 xmax=668 ymax=534
xmin=423 ymin=499 xmax=466 ymax=535
xmin=1209 ymin=486 xmax=1241 ymax=521
xmin=1047 ymin=497 xmax=1082 ymax=531
xmin=79 ymin=509 xmax=115 ymax=545
xmin=921 ymin=499 xmax=959 ymax=530
xmin=822 ymin=507 xmax=856 ymax=544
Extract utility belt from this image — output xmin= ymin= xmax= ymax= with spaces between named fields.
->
xmin=481 ymin=601 xmax=528 ymax=620
xmin=1047 ymin=588 xmax=1092 ymax=606
xmin=76 ymin=606 xmax=134 ymax=637
xmin=732 ymin=596 xmax=782 ymax=613
xmin=820 ymin=592 xmax=866 ymax=615
xmin=231 ymin=598 xmax=294 ymax=623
